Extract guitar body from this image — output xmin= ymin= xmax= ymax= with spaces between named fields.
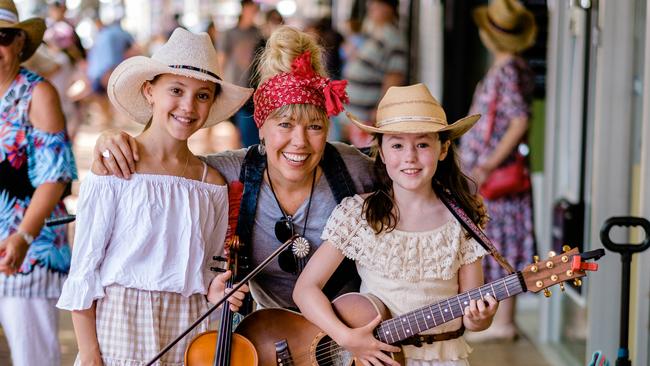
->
xmin=235 ymin=293 xmax=401 ymax=366
xmin=235 ymin=248 xmax=604 ymax=366
xmin=184 ymin=330 xmax=259 ymax=366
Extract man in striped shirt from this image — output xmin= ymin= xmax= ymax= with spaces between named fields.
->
xmin=344 ymin=0 xmax=407 ymax=147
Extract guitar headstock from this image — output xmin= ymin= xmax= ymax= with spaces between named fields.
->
xmin=521 ymin=246 xmax=605 ymax=297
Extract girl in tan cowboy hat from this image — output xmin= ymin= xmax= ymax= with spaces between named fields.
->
xmin=460 ymin=0 xmax=537 ymax=343
xmin=56 ymin=28 xmax=252 ymax=365
xmin=295 ymin=83 xmax=499 ymax=366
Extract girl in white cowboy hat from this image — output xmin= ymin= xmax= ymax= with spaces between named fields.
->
xmin=460 ymin=0 xmax=537 ymax=343
xmin=294 ymin=84 xmax=499 ymax=366
xmin=56 ymin=28 xmax=252 ymax=366
xmin=91 ymin=25 xmax=375 ymax=315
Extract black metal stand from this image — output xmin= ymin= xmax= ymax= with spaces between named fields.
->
xmin=600 ymin=217 xmax=650 ymax=366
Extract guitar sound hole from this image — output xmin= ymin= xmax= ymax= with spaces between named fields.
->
xmin=314 ymin=335 xmax=353 ymax=366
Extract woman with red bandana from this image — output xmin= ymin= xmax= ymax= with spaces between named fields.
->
xmin=91 ymin=26 xmax=375 ymax=311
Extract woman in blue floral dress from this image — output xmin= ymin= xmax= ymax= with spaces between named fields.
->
xmin=0 ymin=2 xmax=77 ymax=365
xmin=459 ymin=0 xmax=537 ymax=342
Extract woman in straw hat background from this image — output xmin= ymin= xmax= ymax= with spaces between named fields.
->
xmin=56 ymin=28 xmax=252 ymax=365
xmin=459 ymin=0 xmax=537 ymax=342
xmin=0 ymin=0 xmax=77 ymax=365
xmin=294 ymin=83 xmax=499 ymax=366
xmin=92 ymin=25 xmax=375 ymax=313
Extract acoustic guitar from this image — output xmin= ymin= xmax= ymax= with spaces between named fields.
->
xmin=235 ymin=247 xmax=604 ymax=366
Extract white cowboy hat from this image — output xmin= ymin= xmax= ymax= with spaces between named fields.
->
xmin=346 ymin=83 xmax=480 ymax=140
xmin=0 ymin=0 xmax=45 ymax=61
xmin=107 ymin=27 xmax=253 ymax=128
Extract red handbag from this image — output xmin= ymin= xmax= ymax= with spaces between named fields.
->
xmin=480 ymin=154 xmax=531 ymax=200
xmin=478 ymin=82 xmax=531 ymax=200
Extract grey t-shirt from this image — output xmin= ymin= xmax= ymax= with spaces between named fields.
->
xmin=204 ymin=142 xmax=375 ymax=309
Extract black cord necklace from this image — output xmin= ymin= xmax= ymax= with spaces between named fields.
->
xmin=267 ymin=167 xmax=317 ymax=273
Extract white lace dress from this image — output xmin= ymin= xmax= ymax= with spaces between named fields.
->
xmin=321 ymin=195 xmax=488 ymax=365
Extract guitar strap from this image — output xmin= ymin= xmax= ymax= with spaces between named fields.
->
xmin=434 ymin=181 xmax=515 ymax=274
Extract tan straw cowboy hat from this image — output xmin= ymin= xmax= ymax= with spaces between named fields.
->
xmin=0 ymin=0 xmax=45 ymax=61
xmin=107 ymin=27 xmax=253 ymax=128
xmin=473 ymin=0 xmax=537 ymax=53
xmin=346 ymin=83 xmax=480 ymax=139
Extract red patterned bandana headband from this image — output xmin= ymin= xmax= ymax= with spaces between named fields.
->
xmin=253 ymin=51 xmax=349 ymax=128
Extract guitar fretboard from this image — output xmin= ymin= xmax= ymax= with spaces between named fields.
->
xmin=374 ymin=272 xmax=525 ymax=344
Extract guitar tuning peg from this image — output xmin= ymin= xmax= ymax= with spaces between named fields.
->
xmin=543 ymin=288 xmax=552 ymax=298
xmin=533 ymin=255 xmax=540 ymax=263
xmin=210 ymin=266 xmax=227 ymax=273
xmin=573 ymin=278 xmax=582 ymax=287
xmin=559 ymin=283 xmax=565 ymax=292
xmin=548 ymin=250 xmax=557 ymax=258
xmin=213 ymin=256 xmax=227 ymax=262
xmin=562 ymin=245 xmax=571 ymax=252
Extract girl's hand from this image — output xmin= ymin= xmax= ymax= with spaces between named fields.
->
xmin=0 ymin=233 xmax=30 ymax=275
xmin=463 ymin=294 xmax=498 ymax=331
xmin=78 ymin=350 xmax=103 ymax=366
xmin=335 ymin=315 xmax=401 ymax=366
xmin=92 ymin=129 xmax=139 ymax=179
xmin=207 ymin=270 xmax=250 ymax=312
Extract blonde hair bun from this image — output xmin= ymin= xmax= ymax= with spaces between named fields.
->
xmin=257 ymin=25 xmax=327 ymax=83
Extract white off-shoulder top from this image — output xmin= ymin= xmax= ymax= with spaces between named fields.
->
xmin=322 ymin=195 xmax=488 ymax=362
xmin=57 ymin=172 xmax=228 ymax=311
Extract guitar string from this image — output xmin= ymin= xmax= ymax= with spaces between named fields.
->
xmin=304 ymin=277 xmax=522 ymax=362
xmin=317 ymin=276 xmax=521 ymax=350
xmin=309 ymin=272 xmax=567 ymax=364
xmin=274 ymin=274 xmax=538 ymax=364
xmin=299 ymin=283 xmax=516 ymax=365
xmin=376 ymin=275 xmax=522 ymax=340
xmin=292 ymin=276 xmax=525 ymax=363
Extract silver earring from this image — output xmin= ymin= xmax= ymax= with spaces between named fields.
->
xmin=258 ymin=139 xmax=266 ymax=156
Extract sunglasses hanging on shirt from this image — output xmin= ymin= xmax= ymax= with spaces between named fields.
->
xmin=268 ymin=169 xmax=316 ymax=274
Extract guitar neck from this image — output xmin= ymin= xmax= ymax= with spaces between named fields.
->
xmin=375 ymin=272 xmax=526 ymax=344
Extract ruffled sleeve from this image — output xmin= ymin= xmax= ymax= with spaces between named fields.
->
xmin=27 ymin=128 xmax=77 ymax=186
xmin=57 ymin=174 xmax=115 ymax=311
xmin=457 ymin=230 xmax=488 ymax=266
xmin=321 ymin=195 xmax=367 ymax=259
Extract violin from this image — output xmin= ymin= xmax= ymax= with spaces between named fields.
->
xmin=184 ymin=182 xmax=258 ymax=365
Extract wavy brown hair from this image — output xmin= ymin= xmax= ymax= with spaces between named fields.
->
xmin=363 ymin=132 xmax=488 ymax=234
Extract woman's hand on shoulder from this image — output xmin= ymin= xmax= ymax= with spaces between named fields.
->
xmin=335 ymin=315 xmax=401 ymax=366
xmin=207 ymin=270 xmax=249 ymax=312
xmin=30 ymin=81 xmax=65 ymax=133
xmin=92 ymin=129 xmax=139 ymax=179
xmin=463 ymin=294 xmax=498 ymax=331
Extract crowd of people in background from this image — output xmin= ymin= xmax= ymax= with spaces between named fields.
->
xmin=0 ymin=0 xmax=539 ymax=364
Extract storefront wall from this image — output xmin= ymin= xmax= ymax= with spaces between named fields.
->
xmin=543 ymin=0 xmax=649 ymax=365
